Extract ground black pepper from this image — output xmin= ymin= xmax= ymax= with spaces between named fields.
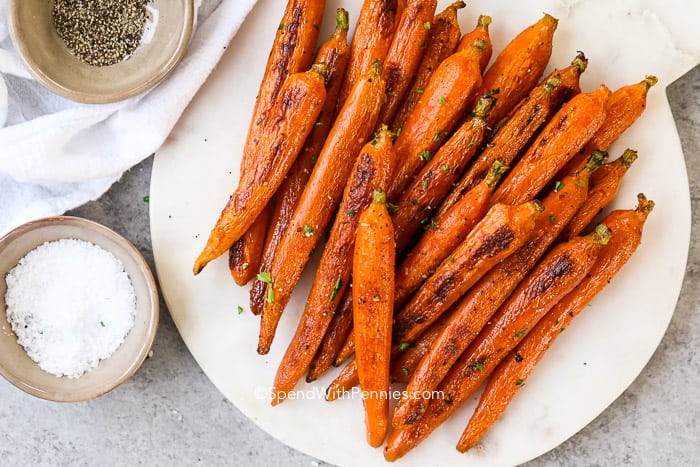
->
xmin=52 ymin=0 xmax=150 ymax=67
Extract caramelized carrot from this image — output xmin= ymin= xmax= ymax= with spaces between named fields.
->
xmin=386 ymin=225 xmax=611 ymax=453
xmin=394 ymin=159 xmax=507 ymax=308
xmin=456 ymin=15 xmax=493 ymax=71
xmin=338 ymin=0 xmax=401 ymax=108
xmin=391 ymin=2 xmax=468 ymax=132
xmin=392 ymin=200 xmax=543 ymax=345
xmin=457 ymin=194 xmax=654 ymax=452
xmin=564 ymin=149 xmax=638 ymax=238
xmin=562 ymin=75 xmax=657 ymax=175
xmin=334 ymin=324 xmax=356 ymax=367
xmin=391 ymin=95 xmax=495 ymax=253
xmin=353 ymin=189 xmax=396 ymax=447
xmin=377 ymin=0 xmax=439 ymax=125
xmin=257 ymin=61 xmax=385 ymax=354
xmin=390 ymin=314 xmax=450 ymax=383
xmin=271 ymin=128 xmax=394 ymax=404
xmin=228 ymin=210 xmax=268 ymax=285
xmin=326 ymin=357 xmax=360 ymax=402
xmin=490 ymin=85 xmax=610 ymax=206
xmin=250 ymin=9 xmax=351 ymax=314
xmin=391 ymin=151 xmax=606 ymax=427
xmin=479 ymin=13 xmax=558 ymax=126
xmin=387 ymin=39 xmax=487 ymax=199
xmin=193 ymin=64 xmax=329 ymax=274
xmin=307 ymin=287 xmax=353 ymax=381
xmin=437 ymin=52 xmax=588 ymax=217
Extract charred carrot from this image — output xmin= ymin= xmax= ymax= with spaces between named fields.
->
xmin=353 ymin=189 xmax=396 ymax=447
xmin=391 ymin=95 xmax=495 ymax=253
xmin=257 ymin=60 xmax=385 ymax=354
xmin=338 ymin=0 xmax=401 ymax=108
xmin=387 ymin=39 xmax=487 ymax=199
xmin=456 ymin=15 xmax=492 ymax=71
xmin=562 ymin=75 xmax=657 ymax=176
xmin=228 ymin=210 xmax=268 ymax=285
xmin=326 ymin=357 xmax=360 ymax=402
xmin=391 ymin=151 xmax=607 ymax=427
xmin=564 ymin=149 xmax=638 ymax=239
xmin=386 ymin=225 xmax=611 ymax=453
xmin=490 ymin=85 xmax=610 ymax=206
xmin=391 ymin=2 xmax=467 ymax=132
xmin=271 ymin=128 xmax=394 ymax=404
xmin=392 ymin=200 xmax=543 ymax=345
xmin=250 ymin=9 xmax=351 ymax=314
xmin=394 ymin=159 xmax=507 ymax=307
xmin=479 ymin=13 xmax=558 ymax=126
xmin=307 ymin=287 xmax=353 ymax=381
xmin=377 ymin=0 xmax=439 ymax=125
xmin=437 ymin=52 xmax=588 ymax=217
xmin=457 ymin=194 xmax=654 ymax=452
xmin=391 ymin=313 xmax=450 ymax=384
xmin=334 ymin=325 xmax=356 ymax=367
xmin=193 ymin=64 xmax=329 ymax=274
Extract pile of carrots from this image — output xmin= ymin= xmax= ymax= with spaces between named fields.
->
xmin=194 ymin=0 xmax=658 ymax=460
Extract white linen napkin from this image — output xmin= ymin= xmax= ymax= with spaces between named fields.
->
xmin=0 ymin=0 xmax=258 ymax=236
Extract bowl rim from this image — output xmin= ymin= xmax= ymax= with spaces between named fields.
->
xmin=0 ymin=215 xmax=160 ymax=402
xmin=6 ymin=0 xmax=196 ymax=104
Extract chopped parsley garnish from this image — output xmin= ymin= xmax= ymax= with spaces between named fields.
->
xmin=314 ymin=121 xmax=323 ymax=128
xmin=549 ymin=214 xmax=556 ymax=224
xmin=474 ymin=361 xmax=485 ymax=371
xmin=438 ymin=97 xmax=446 ymax=105
xmin=257 ymin=272 xmax=274 ymax=303
xmin=237 ymin=305 xmax=245 ymax=315
xmin=100 ymin=321 xmax=106 ymax=327
xmin=554 ymin=180 xmax=564 ymax=192
xmin=441 ymin=164 xmax=450 ymax=173
xmin=398 ymin=342 xmax=411 ymax=351
xmin=432 ymin=130 xmax=446 ymax=142
xmin=402 ymin=367 xmax=410 ymax=377
xmin=303 ymin=224 xmax=317 ymax=237
xmin=515 ymin=327 xmax=528 ymax=338
xmin=347 ymin=209 xmax=356 ymax=217
xmin=413 ymin=89 xmax=424 ymax=94
xmin=448 ymin=255 xmax=455 ymax=263
xmin=386 ymin=202 xmax=399 ymax=214
xmin=142 ymin=196 xmax=150 ymax=202
xmin=420 ymin=150 xmax=432 ymax=162
xmin=575 ymin=179 xmax=583 ymax=187
xmin=515 ymin=379 xmax=524 ymax=386
xmin=330 ymin=278 xmax=343 ymax=302
xmin=423 ymin=21 xmax=431 ymax=30
xmin=278 ymin=23 xmax=285 ymax=31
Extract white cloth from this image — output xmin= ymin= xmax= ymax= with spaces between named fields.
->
xmin=0 ymin=0 xmax=258 ymax=236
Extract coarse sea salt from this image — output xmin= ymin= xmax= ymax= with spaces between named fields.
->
xmin=4 ymin=238 xmax=136 ymax=378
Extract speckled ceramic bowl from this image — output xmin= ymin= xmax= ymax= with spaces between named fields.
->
xmin=0 ymin=216 xmax=159 ymax=402
xmin=6 ymin=0 xmax=195 ymax=104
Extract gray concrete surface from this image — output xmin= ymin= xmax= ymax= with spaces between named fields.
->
xmin=1 ymin=66 xmax=698 ymax=466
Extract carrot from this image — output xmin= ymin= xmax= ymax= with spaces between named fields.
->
xmin=271 ymin=127 xmax=394 ymax=403
xmin=377 ymin=0 xmax=439 ymax=126
xmin=193 ymin=64 xmax=329 ymax=274
xmin=390 ymin=151 xmax=607 ymax=428
xmin=385 ymin=225 xmax=612 ymax=455
xmin=394 ymin=159 xmax=507 ymax=308
xmin=391 ymin=313 xmax=450 ymax=383
xmin=387 ymin=38 xmax=487 ymax=199
xmin=457 ymin=194 xmax=654 ymax=452
xmin=337 ymin=0 xmax=401 ymax=108
xmin=563 ymin=148 xmax=638 ymax=239
xmin=392 ymin=200 xmax=543 ymax=346
xmin=250 ymin=9 xmax=351 ymax=314
xmin=334 ymin=323 xmax=356 ymax=367
xmin=561 ymin=75 xmax=657 ymax=176
xmin=257 ymin=60 xmax=385 ymax=354
xmin=391 ymin=2 xmax=468 ymax=133
xmin=228 ymin=210 xmax=268 ymax=285
xmin=353 ymin=189 xmax=396 ymax=447
xmin=391 ymin=95 xmax=496 ymax=253
xmin=490 ymin=84 xmax=610 ymax=206
xmin=456 ymin=15 xmax=493 ymax=71
xmin=479 ymin=13 xmax=558 ymax=126
xmin=437 ymin=52 xmax=588 ymax=218
xmin=307 ymin=287 xmax=353 ymax=381
xmin=326 ymin=358 xmax=360 ymax=402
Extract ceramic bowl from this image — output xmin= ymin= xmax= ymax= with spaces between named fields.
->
xmin=0 ymin=216 xmax=159 ymax=402
xmin=6 ymin=0 xmax=195 ymax=104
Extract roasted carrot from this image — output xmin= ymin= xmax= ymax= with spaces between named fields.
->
xmin=391 ymin=313 xmax=450 ymax=383
xmin=307 ymin=287 xmax=353 ymax=381
xmin=337 ymin=0 xmax=401 ymax=108
xmin=385 ymin=225 xmax=612 ymax=453
xmin=250 ymin=9 xmax=351 ymax=314
xmin=193 ymin=64 xmax=329 ymax=274
xmin=437 ymin=52 xmax=588 ymax=217
xmin=391 ymin=2 xmax=468 ymax=133
xmin=390 ymin=151 xmax=607 ymax=427
xmin=479 ymin=13 xmax=558 ymax=126
xmin=229 ymin=0 xmax=327 ymax=282
xmin=257 ymin=60 xmax=385 ymax=354
xmin=377 ymin=0 xmax=439 ymax=125
xmin=271 ymin=127 xmax=394 ymax=403
xmin=391 ymin=95 xmax=495 ymax=253
xmin=490 ymin=84 xmax=610 ymax=206
xmin=334 ymin=323 xmax=356 ymax=367
xmin=564 ymin=148 xmax=638 ymax=239
xmin=394 ymin=159 xmax=507 ymax=307
xmin=392 ymin=200 xmax=543 ymax=345
xmin=387 ymin=39 xmax=487 ymax=199
xmin=457 ymin=194 xmax=654 ymax=452
xmin=353 ymin=189 xmax=396 ymax=447
xmin=561 ymin=75 xmax=657 ymax=176
xmin=456 ymin=15 xmax=493 ymax=71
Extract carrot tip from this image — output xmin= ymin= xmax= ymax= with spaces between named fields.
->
xmin=636 ymin=193 xmax=655 ymax=217
xmin=620 ymin=148 xmax=639 ymax=168
xmin=477 ymin=15 xmax=492 ymax=27
xmin=335 ymin=8 xmax=349 ymax=31
xmin=585 ymin=150 xmax=609 ymax=173
xmin=643 ymin=75 xmax=659 ymax=89
xmin=571 ymin=51 xmax=589 ymax=73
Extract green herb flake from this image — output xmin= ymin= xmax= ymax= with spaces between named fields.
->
xmin=515 ymin=327 xmax=528 ymax=338
xmin=347 ymin=209 xmax=356 ymax=217
xmin=413 ymin=89 xmax=424 ymax=94
xmin=549 ymin=214 xmax=556 ymax=224
xmin=575 ymin=179 xmax=583 ymax=187
xmin=423 ymin=179 xmax=429 ymax=189
xmin=448 ymin=345 xmax=457 ymax=352
xmin=100 ymin=321 xmax=105 ymax=327
xmin=423 ymin=21 xmax=431 ymax=30
xmin=554 ymin=180 xmax=564 ymax=192
xmin=142 ymin=196 xmax=150 ymax=202
xmin=448 ymin=255 xmax=455 ymax=263
xmin=474 ymin=361 xmax=485 ymax=371
xmin=398 ymin=342 xmax=411 ymax=351
xmin=387 ymin=202 xmax=399 ymax=214
xmin=421 ymin=218 xmax=438 ymax=231
xmin=330 ymin=278 xmax=343 ymax=302
xmin=237 ymin=305 xmax=245 ymax=315
xmin=411 ymin=198 xmax=419 ymax=206
xmin=388 ymin=90 xmax=397 ymax=97
xmin=515 ymin=379 xmax=524 ymax=386
xmin=255 ymin=118 xmax=263 ymax=125
xmin=441 ymin=164 xmax=450 ymax=173
xmin=419 ymin=150 xmax=432 ymax=162
xmin=432 ymin=130 xmax=446 ymax=143
xmin=257 ymin=271 xmax=273 ymax=284
xmin=402 ymin=367 xmax=410 ymax=377
xmin=303 ymin=224 xmax=317 ymax=237
xmin=396 ymin=127 xmax=402 ymax=137
xmin=438 ymin=97 xmax=446 ymax=105
xmin=278 ymin=23 xmax=285 ymax=31
xmin=314 ymin=121 xmax=323 ymax=128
